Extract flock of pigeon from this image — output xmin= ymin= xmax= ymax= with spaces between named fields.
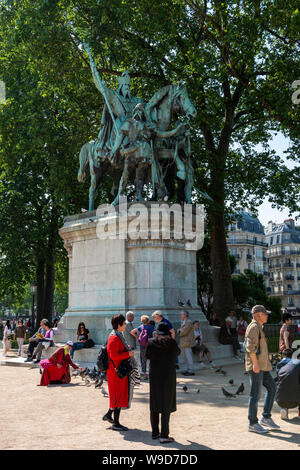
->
xmin=72 ymin=367 xmax=109 ymax=397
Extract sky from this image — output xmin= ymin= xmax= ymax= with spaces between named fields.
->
xmin=257 ymin=132 xmax=299 ymax=228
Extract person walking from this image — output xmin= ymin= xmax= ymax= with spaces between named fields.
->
xmin=178 ymin=311 xmax=196 ymax=376
xmin=279 ymin=313 xmax=294 ymax=353
xmin=102 ymin=314 xmax=138 ymax=432
xmin=130 ymin=315 xmax=155 ymax=380
xmin=14 ymin=319 xmax=27 ymax=357
xmin=3 ymin=320 xmax=12 ymax=357
xmin=245 ymin=305 xmax=280 ymax=434
xmin=146 ymin=322 xmax=181 ymax=443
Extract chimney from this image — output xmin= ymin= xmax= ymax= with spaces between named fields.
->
xmin=268 ymin=221 xmax=273 ymax=232
xmin=284 ymin=218 xmax=295 ymax=228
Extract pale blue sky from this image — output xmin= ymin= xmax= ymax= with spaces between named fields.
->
xmin=257 ymin=132 xmax=299 ymax=227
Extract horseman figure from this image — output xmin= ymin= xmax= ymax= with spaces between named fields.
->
xmin=78 ymin=44 xmax=197 ymax=210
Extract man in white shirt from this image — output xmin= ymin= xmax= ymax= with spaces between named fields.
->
xmin=192 ymin=320 xmax=216 ymax=369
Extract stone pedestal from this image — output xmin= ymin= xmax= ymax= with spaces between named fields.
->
xmin=57 ymin=203 xmax=207 ymax=344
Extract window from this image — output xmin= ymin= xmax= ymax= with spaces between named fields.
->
xmin=277 ymin=235 xmax=280 ymax=244
xmin=270 ymin=237 xmax=273 ymax=245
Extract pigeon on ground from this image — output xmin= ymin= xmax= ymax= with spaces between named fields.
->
xmin=229 ymin=379 xmax=234 ymax=385
xmin=101 ymin=387 xmax=109 ymax=397
xmin=81 ymin=208 xmax=87 ymax=212
xmin=215 ymin=366 xmax=223 ymax=373
xmin=183 ymin=385 xmax=188 ymax=392
xmin=236 ymin=383 xmax=245 ymax=395
xmin=222 ymin=387 xmax=236 ymax=399
xmin=95 ymin=377 xmax=104 ymax=388
xmin=178 ymin=299 xmax=185 ymax=306
xmin=186 ymin=299 xmax=192 ymax=307
xmin=220 ymin=370 xmax=227 ymax=376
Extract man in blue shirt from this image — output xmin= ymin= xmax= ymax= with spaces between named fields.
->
xmin=152 ymin=311 xmax=175 ymax=339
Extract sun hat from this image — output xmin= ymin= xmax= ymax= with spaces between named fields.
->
xmin=251 ymin=305 xmax=270 ymax=315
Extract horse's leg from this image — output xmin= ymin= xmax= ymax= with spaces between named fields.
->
xmin=78 ymin=143 xmax=89 ymax=182
xmin=112 ymin=160 xmax=129 ymax=206
xmin=89 ymin=166 xmax=97 ymax=211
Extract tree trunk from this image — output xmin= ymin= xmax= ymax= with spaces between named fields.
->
xmin=36 ymin=258 xmax=45 ymax=329
xmin=44 ymin=260 xmax=55 ymax=323
xmin=209 ymin=208 xmax=234 ymax=321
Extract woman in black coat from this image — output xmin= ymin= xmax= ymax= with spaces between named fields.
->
xmin=146 ymin=321 xmax=181 ymax=443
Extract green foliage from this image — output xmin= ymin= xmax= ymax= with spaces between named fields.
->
xmin=0 ymin=0 xmax=299 ymax=315
xmin=232 ymin=269 xmax=282 ymax=320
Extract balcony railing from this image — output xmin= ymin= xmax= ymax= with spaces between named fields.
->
xmin=283 ymin=263 xmax=294 ymax=268
xmin=285 ymin=275 xmax=294 ymax=280
xmin=227 ymin=239 xmax=268 ymax=247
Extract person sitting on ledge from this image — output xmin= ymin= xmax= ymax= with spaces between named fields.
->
xmin=219 ymin=317 xmax=242 ymax=361
xmin=32 ymin=320 xmax=55 ymax=364
xmin=39 ymin=341 xmax=79 ymax=386
xmin=70 ymin=322 xmax=94 ymax=359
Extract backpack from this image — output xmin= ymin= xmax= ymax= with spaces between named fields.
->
xmin=96 ymin=345 xmax=109 ymax=372
xmin=138 ymin=325 xmax=149 ymax=347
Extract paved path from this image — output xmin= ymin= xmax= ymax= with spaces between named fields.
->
xmin=0 ymin=357 xmax=299 ymax=450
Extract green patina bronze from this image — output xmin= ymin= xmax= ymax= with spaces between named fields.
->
xmin=78 ymin=44 xmax=197 ymax=210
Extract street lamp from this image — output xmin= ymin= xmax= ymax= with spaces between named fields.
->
xmin=30 ymin=281 xmax=37 ymax=335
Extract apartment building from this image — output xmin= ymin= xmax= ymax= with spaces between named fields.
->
xmin=227 ymin=211 xmax=268 ymax=277
xmin=265 ymin=218 xmax=300 ymax=311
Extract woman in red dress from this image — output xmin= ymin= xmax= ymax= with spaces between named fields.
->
xmin=39 ymin=341 xmax=79 ymax=386
xmin=102 ymin=314 xmax=135 ymax=431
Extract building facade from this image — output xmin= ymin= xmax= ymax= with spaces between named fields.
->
xmin=227 ymin=211 xmax=268 ymax=278
xmin=265 ymin=218 xmax=300 ymax=312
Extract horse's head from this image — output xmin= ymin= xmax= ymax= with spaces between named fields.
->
xmin=172 ymin=82 xmax=197 ymax=121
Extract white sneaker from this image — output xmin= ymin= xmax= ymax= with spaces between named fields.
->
xmin=199 ymin=362 xmax=206 ymax=368
xmin=209 ymin=362 xmax=216 ymax=368
xmin=280 ymin=409 xmax=289 ymax=421
xmin=248 ymin=423 xmax=269 ymax=434
xmin=259 ymin=417 xmax=280 ymax=430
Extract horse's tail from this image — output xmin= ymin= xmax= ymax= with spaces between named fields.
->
xmin=78 ymin=143 xmax=90 ymax=183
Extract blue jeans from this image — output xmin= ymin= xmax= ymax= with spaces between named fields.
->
xmin=70 ymin=342 xmax=85 ymax=358
xmin=248 ymin=370 xmax=277 ymax=425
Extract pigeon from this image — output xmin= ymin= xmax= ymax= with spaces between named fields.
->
xmin=196 ymin=389 xmax=200 ymax=394
xmin=81 ymin=208 xmax=87 ymax=213
xmin=186 ymin=299 xmax=192 ymax=307
xmin=236 ymin=383 xmax=244 ymax=395
xmin=222 ymin=387 xmax=236 ymax=399
xmin=182 ymin=385 xmax=188 ymax=392
xmin=71 ymin=369 xmax=80 ymax=377
xmin=178 ymin=299 xmax=185 ymax=306
xmin=220 ymin=370 xmax=227 ymax=376
xmin=215 ymin=366 xmax=223 ymax=373
xmin=95 ymin=377 xmax=104 ymax=388
xmin=101 ymin=387 xmax=109 ymax=397
xmin=228 ymin=379 xmax=234 ymax=385
xmin=89 ymin=218 xmax=94 ymax=223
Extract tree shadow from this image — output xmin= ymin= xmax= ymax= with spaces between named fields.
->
xmin=263 ymin=429 xmax=300 ymax=446
xmin=122 ymin=428 xmax=211 ymax=450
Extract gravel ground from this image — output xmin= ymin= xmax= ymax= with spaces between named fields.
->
xmin=0 ymin=355 xmax=299 ymax=450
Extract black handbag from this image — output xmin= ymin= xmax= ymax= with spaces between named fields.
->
xmin=112 ymin=358 xmax=133 ymax=379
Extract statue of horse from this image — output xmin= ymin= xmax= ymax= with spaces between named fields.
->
xmin=77 ymin=82 xmax=196 ymax=210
